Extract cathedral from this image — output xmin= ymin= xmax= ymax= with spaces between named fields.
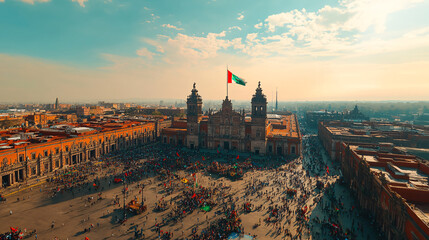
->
xmin=162 ymin=82 xmax=302 ymax=156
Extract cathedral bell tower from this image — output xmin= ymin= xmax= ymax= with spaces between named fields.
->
xmin=251 ymin=81 xmax=267 ymax=155
xmin=186 ymin=82 xmax=202 ymax=149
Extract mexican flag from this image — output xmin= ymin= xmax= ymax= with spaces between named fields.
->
xmin=227 ymin=70 xmax=246 ymax=86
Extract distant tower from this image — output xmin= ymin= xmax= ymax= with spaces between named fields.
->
xmin=186 ymin=82 xmax=202 ymax=149
xmin=55 ymin=97 xmax=59 ymax=109
xmin=271 ymin=91 xmax=274 ymax=112
xmin=275 ymin=88 xmax=278 ymax=112
xmin=251 ymin=81 xmax=267 ymax=155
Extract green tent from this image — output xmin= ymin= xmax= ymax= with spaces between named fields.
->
xmin=201 ymin=205 xmax=211 ymax=212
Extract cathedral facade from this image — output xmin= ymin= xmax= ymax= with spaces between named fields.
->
xmin=162 ymin=82 xmax=301 ymax=156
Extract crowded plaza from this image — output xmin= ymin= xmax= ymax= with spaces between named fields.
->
xmin=0 ymin=130 xmax=378 ymax=240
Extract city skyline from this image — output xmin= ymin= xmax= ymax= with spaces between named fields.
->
xmin=1 ymin=0 xmax=429 ymax=102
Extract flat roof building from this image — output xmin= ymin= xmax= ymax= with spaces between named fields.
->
xmin=340 ymin=143 xmax=429 ymax=239
xmin=0 ymin=119 xmax=156 ymax=188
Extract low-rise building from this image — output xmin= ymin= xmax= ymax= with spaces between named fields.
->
xmin=319 ymin=120 xmax=429 ymax=161
xmin=0 ymin=120 xmax=156 ymax=188
xmin=340 ymin=143 xmax=429 ymax=239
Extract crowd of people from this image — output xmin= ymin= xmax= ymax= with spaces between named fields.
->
xmin=0 ymin=227 xmax=33 ymax=240
xmin=193 ymin=208 xmax=244 ymax=240
xmin=1 ymin=125 xmax=380 ymax=239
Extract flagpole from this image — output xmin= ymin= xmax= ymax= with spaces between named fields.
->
xmin=226 ymin=65 xmax=228 ymax=99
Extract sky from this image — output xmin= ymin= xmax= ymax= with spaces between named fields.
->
xmin=1 ymin=0 xmax=429 ymax=103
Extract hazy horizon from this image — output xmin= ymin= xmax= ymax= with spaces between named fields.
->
xmin=2 ymin=98 xmax=429 ymax=106
xmin=1 ymin=0 xmax=429 ymax=102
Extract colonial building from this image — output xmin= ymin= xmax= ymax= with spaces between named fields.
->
xmin=161 ymin=82 xmax=302 ymax=156
xmin=0 ymin=120 xmax=156 ymax=188
xmin=250 ymin=82 xmax=268 ymax=154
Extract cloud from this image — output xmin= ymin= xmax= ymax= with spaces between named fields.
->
xmin=72 ymin=0 xmax=87 ymax=7
xmin=341 ymin=0 xmax=423 ymax=33
xmin=18 ymin=0 xmax=50 ymax=4
xmin=161 ymin=31 xmax=243 ymax=60
xmin=145 ymin=13 xmax=160 ymax=23
xmin=265 ymin=9 xmax=314 ymax=32
xmin=228 ymin=26 xmax=242 ymax=31
xmin=254 ymin=22 xmax=263 ymax=29
xmin=2 ymin=0 xmax=429 ymax=103
xmin=265 ymin=0 xmax=422 ymax=33
xmin=250 ymin=0 xmax=426 ymax=58
xmin=162 ymin=24 xmax=184 ymax=31
xmin=136 ymin=48 xmax=155 ymax=59
xmin=143 ymin=38 xmax=165 ymax=53
xmin=2 ymin=53 xmax=429 ymax=103
xmin=12 ymin=0 xmax=90 ymax=5
xmin=237 ymin=13 xmax=244 ymax=21
xmin=246 ymin=33 xmax=258 ymax=42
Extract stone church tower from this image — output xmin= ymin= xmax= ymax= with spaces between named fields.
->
xmin=186 ymin=83 xmax=202 ymax=149
xmin=251 ymin=81 xmax=267 ymax=155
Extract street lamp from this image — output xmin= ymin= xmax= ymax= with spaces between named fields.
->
xmin=141 ymin=183 xmax=145 ymax=206
xmin=123 ymin=177 xmax=127 ymax=221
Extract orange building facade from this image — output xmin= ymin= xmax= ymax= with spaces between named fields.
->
xmin=340 ymin=143 xmax=429 ymax=239
xmin=0 ymin=120 xmax=156 ymax=188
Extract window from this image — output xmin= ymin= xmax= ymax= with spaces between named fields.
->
xmin=19 ymin=154 xmax=24 ymax=162
xmin=55 ymin=148 xmax=59 ymax=154
xmin=79 ymin=143 xmax=83 ymax=148
xmin=55 ymin=161 xmax=59 ymax=168
xmin=32 ymin=167 xmax=36 ymax=175
xmin=44 ymin=150 xmax=48 ymax=157
xmin=105 ymin=137 xmax=108 ymax=141
xmin=32 ymin=153 xmax=36 ymax=159
xmin=65 ymin=146 xmax=69 ymax=152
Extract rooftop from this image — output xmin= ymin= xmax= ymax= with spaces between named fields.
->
xmin=348 ymin=143 xmax=429 ymax=227
xmin=266 ymin=114 xmax=300 ymax=139
xmin=0 ymin=119 xmax=149 ymax=152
